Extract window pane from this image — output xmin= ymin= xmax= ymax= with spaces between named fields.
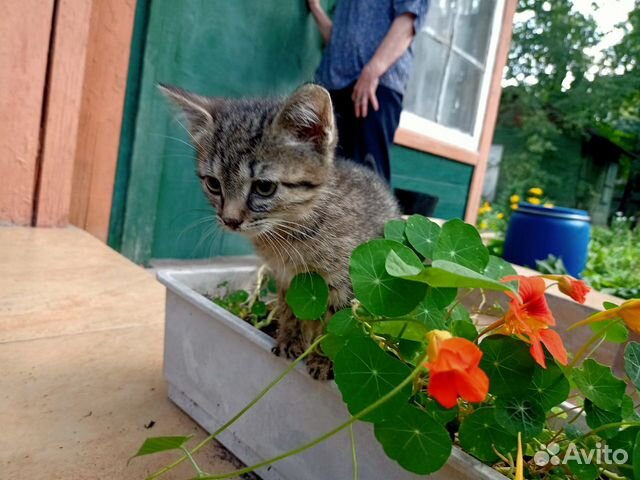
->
xmin=453 ymin=0 xmax=497 ymax=64
xmin=422 ymin=0 xmax=456 ymax=40
xmin=403 ymin=35 xmax=449 ymax=121
xmin=438 ymin=52 xmax=483 ymax=133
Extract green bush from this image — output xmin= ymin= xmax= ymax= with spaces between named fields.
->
xmin=583 ymin=215 xmax=640 ymax=299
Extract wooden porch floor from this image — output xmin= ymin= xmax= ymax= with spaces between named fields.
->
xmin=0 ymin=227 xmax=243 ymax=479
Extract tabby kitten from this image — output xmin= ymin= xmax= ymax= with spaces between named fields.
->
xmin=161 ymin=83 xmax=399 ymax=380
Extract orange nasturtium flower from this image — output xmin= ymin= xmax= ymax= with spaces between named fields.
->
xmin=541 ymin=275 xmax=591 ymax=304
xmin=425 ymin=330 xmax=489 ymax=408
xmin=496 ymin=276 xmax=568 ymax=368
xmin=569 ymin=299 xmax=640 ymax=335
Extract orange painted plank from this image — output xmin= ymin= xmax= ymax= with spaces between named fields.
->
xmin=69 ymin=0 xmax=136 ymax=241
xmin=394 ymin=127 xmax=480 ymax=166
xmin=35 ymin=0 xmax=93 ymax=227
xmin=0 ymin=0 xmax=55 ymax=225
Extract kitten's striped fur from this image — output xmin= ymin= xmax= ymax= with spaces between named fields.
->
xmin=161 ymin=84 xmax=400 ymax=379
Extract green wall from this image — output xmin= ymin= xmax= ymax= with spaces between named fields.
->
xmin=391 ymin=146 xmax=473 ymax=219
xmin=112 ymin=0 xmax=472 ymax=263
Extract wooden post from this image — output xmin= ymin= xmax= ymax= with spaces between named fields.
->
xmin=34 ymin=0 xmax=93 ymax=227
xmin=69 ymin=0 xmax=137 ymax=241
xmin=0 ymin=0 xmax=55 ymax=225
xmin=34 ymin=0 xmax=136 ymax=239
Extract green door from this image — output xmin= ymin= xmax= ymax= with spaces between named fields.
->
xmin=113 ymin=0 xmax=330 ymax=264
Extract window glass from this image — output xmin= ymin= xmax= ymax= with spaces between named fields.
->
xmin=403 ymin=0 xmax=498 ymax=137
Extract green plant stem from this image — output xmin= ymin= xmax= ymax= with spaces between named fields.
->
xmin=569 ymin=320 xmax=620 ymax=368
xmin=192 ymin=355 xmax=427 ymax=480
xmin=181 ymin=446 xmax=205 ymax=478
xmin=349 ymin=423 xmax=358 ymax=480
xmin=146 ymin=335 xmax=327 ymax=480
xmin=579 ymin=421 xmax=640 ymax=440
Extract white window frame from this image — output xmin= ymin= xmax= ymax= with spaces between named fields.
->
xmin=399 ymin=0 xmax=506 ymax=153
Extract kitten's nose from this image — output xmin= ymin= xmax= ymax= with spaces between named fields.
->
xmin=222 ymin=217 xmax=243 ymax=230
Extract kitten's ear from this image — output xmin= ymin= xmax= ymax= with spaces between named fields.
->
xmin=275 ymin=84 xmax=336 ymax=155
xmin=158 ymin=83 xmax=214 ymax=131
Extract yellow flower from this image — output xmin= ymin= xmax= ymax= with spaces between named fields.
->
xmin=511 ymin=203 xmax=519 ymax=210
xmin=527 ymin=197 xmax=542 ymax=205
xmin=497 ymin=213 xmax=505 ymax=219
xmin=528 ymin=187 xmax=544 ymax=196
xmin=544 ymin=202 xmax=554 ymax=208
xmin=510 ymin=194 xmax=520 ymax=203
xmin=569 ymin=299 xmax=640 ymax=334
xmin=479 ymin=221 xmax=488 ymax=230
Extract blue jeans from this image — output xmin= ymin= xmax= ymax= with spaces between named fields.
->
xmin=328 ymin=83 xmax=403 ymax=183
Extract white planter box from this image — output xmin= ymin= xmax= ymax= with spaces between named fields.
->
xmin=157 ymin=260 xmax=507 ymax=480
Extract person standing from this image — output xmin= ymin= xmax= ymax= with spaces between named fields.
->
xmin=308 ymin=0 xmax=428 ymax=182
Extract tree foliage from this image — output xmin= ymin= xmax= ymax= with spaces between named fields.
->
xmin=497 ymin=0 xmax=640 ymax=211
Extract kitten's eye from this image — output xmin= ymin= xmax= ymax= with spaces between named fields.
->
xmin=253 ymin=180 xmax=277 ymax=197
xmin=203 ymin=176 xmax=221 ymax=195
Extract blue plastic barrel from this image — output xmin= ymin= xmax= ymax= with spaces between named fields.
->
xmin=503 ymin=203 xmax=591 ymax=277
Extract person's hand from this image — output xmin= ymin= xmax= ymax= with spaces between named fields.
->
xmin=352 ymin=63 xmax=381 ymax=118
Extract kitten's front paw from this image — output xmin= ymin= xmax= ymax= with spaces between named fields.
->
xmin=272 ymin=337 xmax=305 ymax=360
xmin=306 ymin=354 xmax=334 ymax=381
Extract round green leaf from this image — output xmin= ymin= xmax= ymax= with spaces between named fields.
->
xmin=479 ymin=336 xmax=536 ymax=398
xmin=483 ymin=255 xmax=517 ymax=280
xmin=494 ymin=397 xmax=545 ymax=440
xmin=573 ymin=359 xmax=626 ymax=412
xmin=333 ymin=336 xmax=412 ymax=423
xmin=451 ymin=319 xmax=478 ymax=341
xmin=527 ymin=363 xmax=570 ymax=410
xmin=372 ymin=320 xmax=428 ymax=342
xmin=566 ymin=456 xmax=600 ymax=480
xmin=459 ymin=407 xmax=517 ymax=462
xmin=404 ymin=214 xmax=440 ymax=259
xmin=416 ymin=393 xmax=459 ymax=424
xmin=326 ymin=309 xmax=358 ymax=336
xmin=433 ymin=219 xmax=489 ymax=272
xmin=251 ymin=300 xmax=267 ymax=317
xmin=226 ymin=290 xmax=249 ymax=303
xmin=350 ymin=240 xmax=428 ymax=317
xmin=590 ymin=319 xmax=629 ymax=344
xmin=607 ymin=426 xmax=640 ymax=466
xmin=584 ymin=399 xmax=621 ymax=439
xmin=285 ymin=272 xmax=329 ymax=320
xmin=428 ymin=286 xmax=458 ymax=309
xmin=374 ymin=404 xmax=452 ymax=475
xmin=412 ymin=294 xmax=448 ymax=330
xmin=383 ymin=219 xmax=408 ymax=244
xmin=624 ymin=341 xmax=640 ymax=390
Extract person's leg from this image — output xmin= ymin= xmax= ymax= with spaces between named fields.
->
xmin=352 ymin=85 xmax=403 ymax=182
xmin=328 ymin=86 xmax=356 ymax=161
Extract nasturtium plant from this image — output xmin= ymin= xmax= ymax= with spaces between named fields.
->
xmin=350 ymin=239 xmax=427 ymax=317
xmin=573 ymin=359 xmax=627 ymax=412
xmin=404 ymin=214 xmax=440 ymax=258
xmin=285 ymin=272 xmax=329 ymax=320
xmin=383 ymin=218 xmax=408 ymax=245
xmin=433 ymin=218 xmax=489 ymax=272
xmin=333 ymin=336 xmax=412 ymax=423
xmin=136 ymin=214 xmax=640 ymax=480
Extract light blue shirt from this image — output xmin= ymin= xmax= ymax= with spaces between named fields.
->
xmin=315 ymin=0 xmax=429 ymax=95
